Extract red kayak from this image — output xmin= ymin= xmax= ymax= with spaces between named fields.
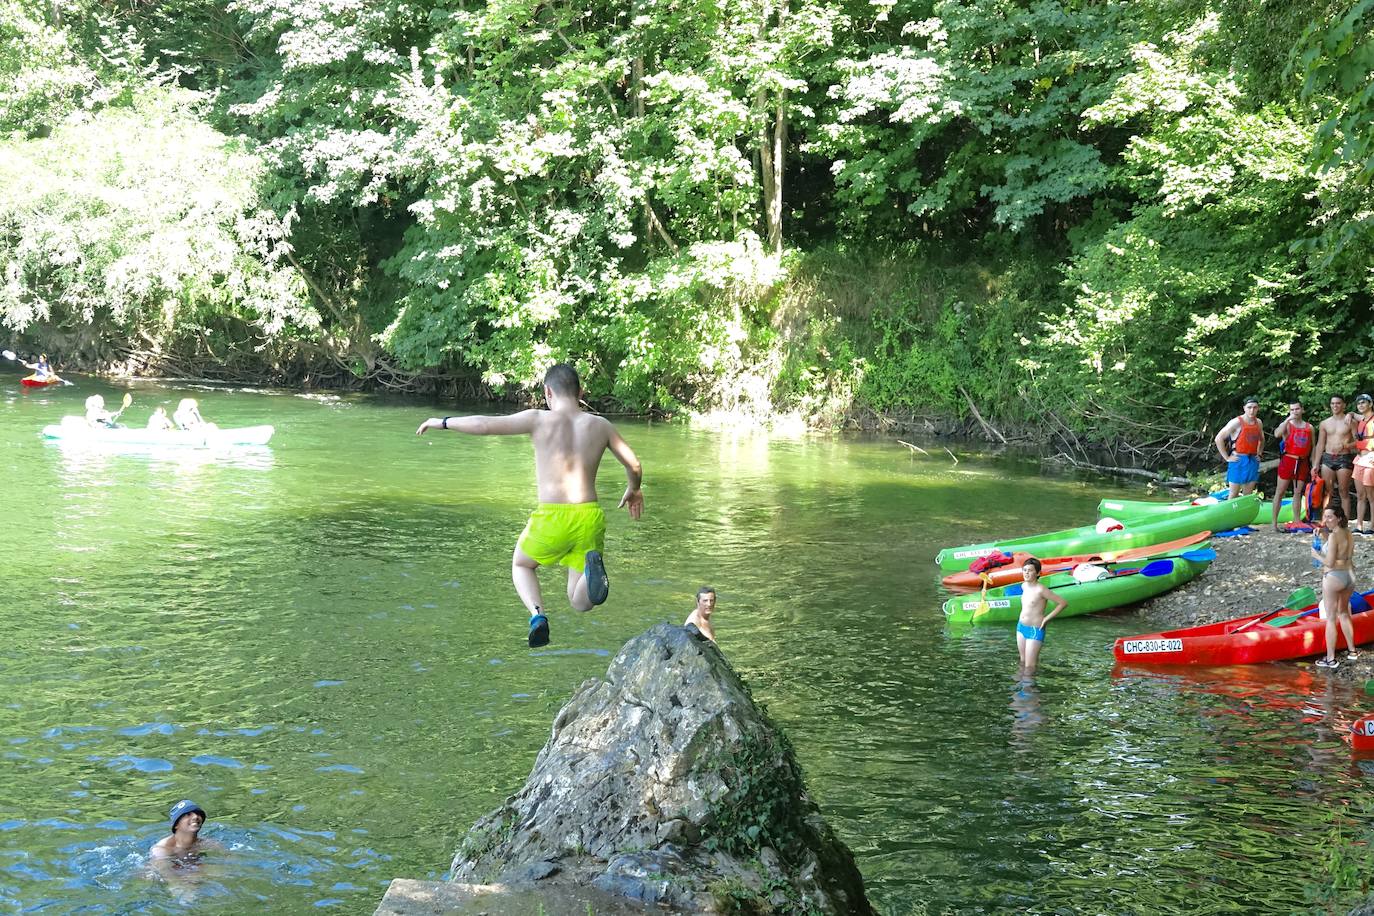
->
xmin=1114 ymin=590 xmax=1374 ymax=666
xmin=20 ymin=375 xmax=61 ymax=388
xmin=941 ymin=531 xmax=1211 ymax=592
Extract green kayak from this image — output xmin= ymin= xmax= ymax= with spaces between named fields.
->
xmin=942 ymin=550 xmax=1214 ymax=625
xmin=1098 ymin=494 xmax=1295 ymax=526
xmin=934 ymin=495 xmax=1256 ymax=571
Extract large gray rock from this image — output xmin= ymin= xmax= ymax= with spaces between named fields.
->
xmin=450 ymin=624 xmax=873 ymax=914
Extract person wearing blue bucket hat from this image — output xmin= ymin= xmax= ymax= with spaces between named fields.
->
xmin=150 ymin=799 xmax=209 ymax=862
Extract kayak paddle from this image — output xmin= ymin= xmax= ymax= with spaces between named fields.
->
xmin=1233 ymin=586 xmax=1319 ymax=634
xmin=5 ymin=349 xmax=73 ymax=385
xmin=110 ymin=392 xmax=133 ymax=423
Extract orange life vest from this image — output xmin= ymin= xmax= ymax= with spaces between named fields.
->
xmin=1233 ymin=417 xmax=1262 ymax=456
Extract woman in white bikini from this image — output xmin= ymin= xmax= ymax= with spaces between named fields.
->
xmin=1314 ymin=505 xmax=1358 ymax=670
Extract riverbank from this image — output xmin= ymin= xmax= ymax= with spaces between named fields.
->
xmin=1137 ymin=526 xmax=1374 ymax=681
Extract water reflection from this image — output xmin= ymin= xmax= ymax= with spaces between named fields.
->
xmin=1009 ymin=677 xmax=1044 ymax=748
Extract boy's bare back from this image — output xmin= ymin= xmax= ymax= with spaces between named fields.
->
xmin=531 ymin=409 xmax=620 ymax=504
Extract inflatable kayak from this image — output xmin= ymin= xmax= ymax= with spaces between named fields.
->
xmin=1114 ymin=589 xmax=1374 ymax=666
xmin=1098 ymin=494 xmax=1294 ymax=526
xmin=943 ymin=550 xmax=1215 ymax=625
xmin=934 ymin=495 xmax=1257 ymax=572
xmin=940 ymin=531 xmax=1211 ymax=592
xmin=21 ymin=374 xmax=62 ymax=388
xmin=42 ymin=417 xmax=273 ymax=448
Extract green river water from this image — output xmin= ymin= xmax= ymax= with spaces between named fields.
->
xmin=2 ymin=375 xmax=1371 ymax=914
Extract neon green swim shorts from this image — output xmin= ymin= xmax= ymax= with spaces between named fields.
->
xmin=516 ymin=502 xmax=606 ymax=571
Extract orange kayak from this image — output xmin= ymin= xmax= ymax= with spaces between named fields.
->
xmin=940 ymin=531 xmax=1211 ymax=592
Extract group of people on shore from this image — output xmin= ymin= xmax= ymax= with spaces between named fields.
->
xmin=1013 ymin=394 xmax=1374 ymax=677
xmin=1214 ymin=394 xmax=1374 ymax=533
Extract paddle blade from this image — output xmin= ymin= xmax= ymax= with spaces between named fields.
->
xmin=2 ymin=349 xmax=14 ymax=360
xmin=972 ymin=599 xmax=990 ymax=618
xmin=121 ymin=392 xmax=132 ymax=408
xmin=1283 ymin=586 xmax=1317 ymax=611
xmin=1139 ymin=559 xmax=1176 ymax=577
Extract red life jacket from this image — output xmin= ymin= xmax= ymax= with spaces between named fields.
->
xmin=1285 ymin=421 xmax=1312 ymax=456
xmin=1233 ymin=417 xmax=1262 ymax=456
xmin=969 ymin=552 xmax=1013 ymax=574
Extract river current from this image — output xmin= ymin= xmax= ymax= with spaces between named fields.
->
xmin=2 ymin=376 xmax=1370 ymax=914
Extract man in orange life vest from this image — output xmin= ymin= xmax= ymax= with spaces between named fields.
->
xmin=1273 ymin=399 xmax=1314 ymax=530
xmin=1214 ymin=396 xmax=1264 ymax=500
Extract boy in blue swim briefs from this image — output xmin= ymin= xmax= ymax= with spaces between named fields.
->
xmin=417 ymin=364 xmax=644 ymax=648
xmin=1017 ymin=558 xmax=1068 ymax=677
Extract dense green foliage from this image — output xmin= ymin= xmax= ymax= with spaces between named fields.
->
xmin=1 ymin=0 xmax=1372 ymax=442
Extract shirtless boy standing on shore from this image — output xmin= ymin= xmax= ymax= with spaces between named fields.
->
xmin=1313 ymin=395 xmax=1358 ymax=519
xmin=1016 ymin=558 xmax=1068 ymax=677
xmin=417 ymin=364 xmax=644 ymax=647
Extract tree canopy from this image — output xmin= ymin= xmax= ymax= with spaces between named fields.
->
xmin=1 ymin=0 xmax=1371 ymax=442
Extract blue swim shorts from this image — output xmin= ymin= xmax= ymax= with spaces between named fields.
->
xmin=1016 ymin=622 xmax=1045 ymax=642
xmin=1226 ymin=454 xmax=1260 ymax=485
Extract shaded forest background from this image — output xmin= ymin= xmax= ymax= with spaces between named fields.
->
xmin=2 ymin=0 xmax=1373 ymax=454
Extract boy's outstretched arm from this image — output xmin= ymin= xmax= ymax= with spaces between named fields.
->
xmin=416 ymin=410 xmax=540 ymax=436
xmin=606 ymin=424 xmax=644 ymax=519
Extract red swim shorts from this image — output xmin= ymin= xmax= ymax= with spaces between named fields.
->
xmin=1278 ymin=453 xmax=1310 ymax=482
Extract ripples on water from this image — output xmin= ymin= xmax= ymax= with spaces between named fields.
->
xmin=5 ymin=383 xmax=1374 ymax=913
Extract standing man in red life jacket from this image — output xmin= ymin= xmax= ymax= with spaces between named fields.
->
xmin=1313 ymin=394 xmax=1358 ymax=520
xmin=1214 ymin=395 xmax=1265 ymax=501
xmin=1352 ymin=393 xmax=1374 ymax=536
xmin=1272 ymin=399 xmax=1314 ymax=531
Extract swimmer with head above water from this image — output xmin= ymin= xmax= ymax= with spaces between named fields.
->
xmin=148 ymin=800 xmax=225 ymax=900
xmin=684 ymin=586 xmax=717 ymax=643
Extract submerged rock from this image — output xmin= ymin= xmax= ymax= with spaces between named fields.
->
xmin=449 ymin=624 xmax=874 ymax=914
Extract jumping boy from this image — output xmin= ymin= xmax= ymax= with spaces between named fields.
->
xmin=1016 ymin=558 xmax=1068 ymax=677
xmin=1273 ymin=400 xmax=1314 ymax=530
xmin=416 ymin=364 xmax=644 ymax=647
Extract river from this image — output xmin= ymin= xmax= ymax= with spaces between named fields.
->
xmin=1 ymin=376 xmax=1369 ymax=914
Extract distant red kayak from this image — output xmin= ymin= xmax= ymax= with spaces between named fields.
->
xmin=20 ymin=375 xmax=61 ymax=388
xmin=1114 ymin=590 xmax=1374 ymax=666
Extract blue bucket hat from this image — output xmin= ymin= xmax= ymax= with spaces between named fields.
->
xmin=168 ymin=799 xmax=206 ymax=831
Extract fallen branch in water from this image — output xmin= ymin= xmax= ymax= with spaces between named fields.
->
xmin=944 ymin=446 xmax=959 ymax=465
xmin=958 ymin=385 xmax=1007 ymax=444
xmin=897 ymin=439 xmax=931 ymax=456
xmin=1044 ymin=453 xmax=1190 ymax=487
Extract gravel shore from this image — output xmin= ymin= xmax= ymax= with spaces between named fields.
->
xmin=1135 ymin=524 xmax=1374 ymax=681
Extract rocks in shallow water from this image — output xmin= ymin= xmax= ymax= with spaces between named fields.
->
xmin=450 ymin=624 xmax=874 ymax=914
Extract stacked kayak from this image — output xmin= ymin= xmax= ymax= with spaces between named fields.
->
xmin=1098 ymin=494 xmax=1294 ymax=526
xmin=943 ymin=550 xmax=1215 ymax=625
xmin=940 ymin=531 xmax=1211 ymax=591
xmin=935 ymin=495 xmax=1257 ymax=572
xmin=42 ymin=417 xmax=274 ymax=448
xmin=1114 ymin=590 xmax=1374 ymax=666
xmin=21 ymin=375 xmax=61 ymax=388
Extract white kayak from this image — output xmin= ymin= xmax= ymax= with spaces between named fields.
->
xmin=42 ymin=417 xmax=274 ymax=448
